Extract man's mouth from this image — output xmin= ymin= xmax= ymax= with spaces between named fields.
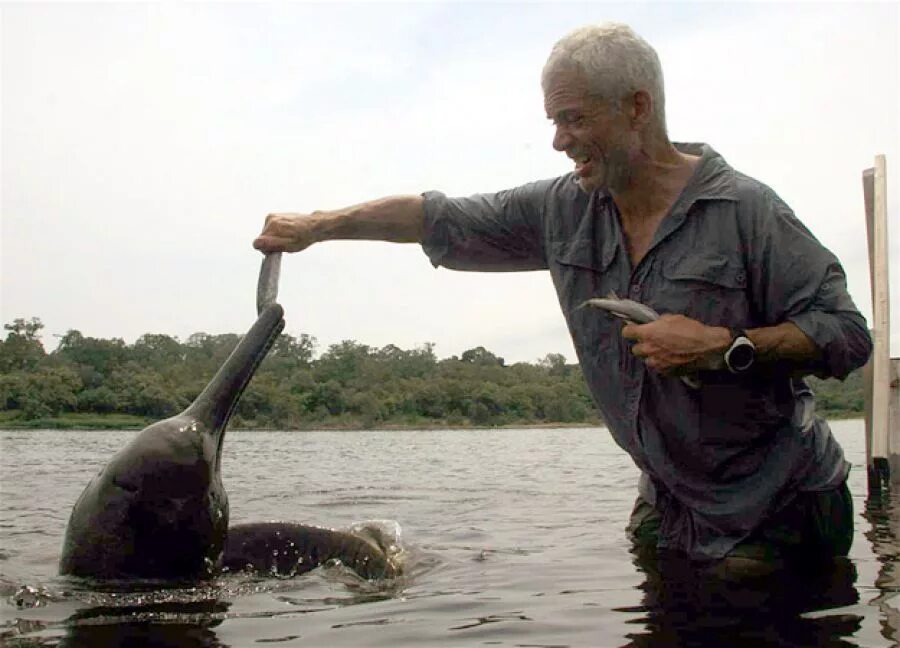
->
xmin=571 ymin=153 xmax=594 ymax=177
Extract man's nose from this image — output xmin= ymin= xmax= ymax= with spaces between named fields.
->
xmin=552 ymin=125 xmax=572 ymax=152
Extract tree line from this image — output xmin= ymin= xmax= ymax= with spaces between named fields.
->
xmin=0 ymin=317 xmax=864 ymax=429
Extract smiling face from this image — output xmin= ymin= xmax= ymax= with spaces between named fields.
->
xmin=543 ymin=67 xmax=636 ymax=194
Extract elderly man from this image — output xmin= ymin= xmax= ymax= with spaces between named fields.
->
xmin=254 ymin=23 xmax=871 ymax=571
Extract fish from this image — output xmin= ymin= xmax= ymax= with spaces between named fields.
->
xmin=577 ymin=292 xmax=700 ymax=389
xmin=576 ymin=291 xmax=661 ymax=324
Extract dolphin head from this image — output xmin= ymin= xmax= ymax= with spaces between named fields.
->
xmin=59 ymin=304 xmax=285 ymax=580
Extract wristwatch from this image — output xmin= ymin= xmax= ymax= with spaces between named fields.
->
xmin=724 ymin=329 xmax=756 ymax=374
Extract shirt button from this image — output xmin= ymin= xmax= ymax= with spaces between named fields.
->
xmin=630 ymin=283 xmax=641 ymax=296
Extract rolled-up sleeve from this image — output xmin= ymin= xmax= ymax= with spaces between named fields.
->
xmin=421 ymin=179 xmax=553 ymax=272
xmin=787 ymin=264 xmax=872 ymax=379
xmin=745 ymin=185 xmax=872 ymax=379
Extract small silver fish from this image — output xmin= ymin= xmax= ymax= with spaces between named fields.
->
xmin=256 ymin=252 xmax=282 ymax=316
xmin=576 ymin=292 xmax=700 ymax=389
xmin=576 ymin=291 xmax=660 ymax=324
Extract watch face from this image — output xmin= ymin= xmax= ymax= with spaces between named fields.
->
xmin=728 ymin=341 xmax=755 ymax=372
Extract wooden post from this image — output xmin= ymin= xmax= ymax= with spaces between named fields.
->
xmin=890 ymin=358 xmax=900 ymax=482
xmin=862 ymin=155 xmax=895 ymax=491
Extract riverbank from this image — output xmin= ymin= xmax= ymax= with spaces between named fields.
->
xmin=0 ymin=410 xmax=604 ymax=431
xmin=0 ymin=410 xmax=864 ymax=431
xmin=0 ymin=417 xmax=602 ymax=431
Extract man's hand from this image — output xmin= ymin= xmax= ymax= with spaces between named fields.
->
xmin=621 ymin=314 xmax=731 ymax=374
xmin=253 ymin=212 xmax=321 ymax=254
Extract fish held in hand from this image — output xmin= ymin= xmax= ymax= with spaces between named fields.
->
xmin=576 ymin=292 xmax=660 ymax=324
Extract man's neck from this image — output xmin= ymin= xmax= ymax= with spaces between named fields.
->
xmin=611 ymin=141 xmax=699 ymax=224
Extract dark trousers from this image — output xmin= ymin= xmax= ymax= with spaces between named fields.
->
xmin=627 ymin=481 xmax=854 ymax=562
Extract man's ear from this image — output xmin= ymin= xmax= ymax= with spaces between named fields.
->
xmin=629 ymin=90 xmax=653 ymax=129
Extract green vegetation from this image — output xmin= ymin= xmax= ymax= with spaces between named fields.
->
xmin=0 ymin=317 xmax=865 ymax=430
xmin=806 ymin=370 xmax=865 ymax=420
xmin=0 ymin=317 xmax=598 ymax=429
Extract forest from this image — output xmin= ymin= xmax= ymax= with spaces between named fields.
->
xmin=0 ymin=317 xmax=865 ymax=430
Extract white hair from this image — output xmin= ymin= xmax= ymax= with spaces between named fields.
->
xmin=542 ymin=22 xmax=667 ymax=134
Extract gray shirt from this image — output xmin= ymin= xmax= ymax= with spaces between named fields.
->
xmin=421 ymin=143 xmax=872 ymax=560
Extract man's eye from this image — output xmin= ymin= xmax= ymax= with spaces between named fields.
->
xmin=551 ymin=115 xmax=582 ymax=127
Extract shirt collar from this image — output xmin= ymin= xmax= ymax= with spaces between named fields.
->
xmin=584 ymin=142 xmax=739 ymax=205
xmin=589 ymin=142 xmax=739 ymax=267
xmin=673 ymin=142 xmax=739 ymax=203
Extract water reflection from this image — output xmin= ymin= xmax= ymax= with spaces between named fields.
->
xmin=622 ymin=549 xmax=861 ymax=647
xmin=863 ymin=491 xmax=900 ymax=645
xmin=622 ymin=490 xmax=900 ymax=648
xmin=44 ymin=566 xmax=407 ymax=647
xmin=61 ymin=622 xmax=225 ymax=648
xmin=59 ymin=599 xmax=228 ymax=648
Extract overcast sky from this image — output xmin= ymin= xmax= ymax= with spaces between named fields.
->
xmin=3 ymin=2 xmax=898 ymax=365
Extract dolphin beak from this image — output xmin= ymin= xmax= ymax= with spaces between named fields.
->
xmin=186 ymin=302 xmax=285 ymax=435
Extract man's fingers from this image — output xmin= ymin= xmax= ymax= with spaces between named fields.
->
xmin=621 ymin=322 xmax=644 ymax=340
xmin=631 ymin=342 xmax=648 ymax=357
xmin=255 ymin=213 xmax=312 ymax=254
xmin=253 ymin=236 xmax=277 ymax=253
xmin=253 ymin=235 xmax=291 ymax=254
xmin=261 ymin=216 xmax=291 ymax=237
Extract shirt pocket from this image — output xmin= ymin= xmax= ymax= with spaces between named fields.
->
xmin=550 ymin=240 xmax=617 ymax=302
xmin=549 ymin=239 xmax=619 ymax=360
xmin=658 ymin=253 xmax=749 ymax=326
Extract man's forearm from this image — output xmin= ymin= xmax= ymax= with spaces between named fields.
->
xmin=702 ymin=321 xmax=823 ymax=374
xmin=311 ymin=195 xmax=425 ymax=244
xmin=254 ymin=195 xmax=425 ymax=253
xmin=625 ymin=317 xmax=823 ymax=375
xmin=745 ymin=321 xmax=821 ymax=365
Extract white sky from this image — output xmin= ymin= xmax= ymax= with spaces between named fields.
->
xmin=2 ymin=2 xmax=898 ymax=365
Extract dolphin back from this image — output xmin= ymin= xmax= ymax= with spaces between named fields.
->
xmin=223 ymin=522 xmax=401 ymax=580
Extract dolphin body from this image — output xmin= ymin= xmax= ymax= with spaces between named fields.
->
xmin=59 ymin=302 xmax=401 ymax=581
xmin=59 ymin=303 xmax=287 ymax=580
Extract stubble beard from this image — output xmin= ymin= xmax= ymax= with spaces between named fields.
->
xmin=575 ymin=149 xmax=631 ymax=194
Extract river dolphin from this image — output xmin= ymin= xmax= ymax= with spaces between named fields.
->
xmin=59 ymin=301 xmax=400 ymax=581
xmin=59 ymin=303 xmax=286 ymax=580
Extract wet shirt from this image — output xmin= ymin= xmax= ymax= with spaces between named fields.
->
xmin=420 ymin=143 xmax=872 ymax=560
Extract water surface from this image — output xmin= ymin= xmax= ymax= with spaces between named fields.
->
xmin=1 ymin=421 xmax=897 ymax=646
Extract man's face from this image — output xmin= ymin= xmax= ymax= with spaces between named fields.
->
xmin=543 ymin=68 xmax=634 ymax=193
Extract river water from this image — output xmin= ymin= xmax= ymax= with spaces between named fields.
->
xmin=0 ymin=421 xmax=897 ymax=647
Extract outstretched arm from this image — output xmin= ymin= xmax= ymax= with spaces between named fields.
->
xmin=253 ymin=195 xmax=426 ymax=253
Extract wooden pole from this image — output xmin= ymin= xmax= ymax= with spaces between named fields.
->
xmin=890 ymin=358 xmax=900 ymax=482
xmin=862 ymin=155 xmax=894 ymax=491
